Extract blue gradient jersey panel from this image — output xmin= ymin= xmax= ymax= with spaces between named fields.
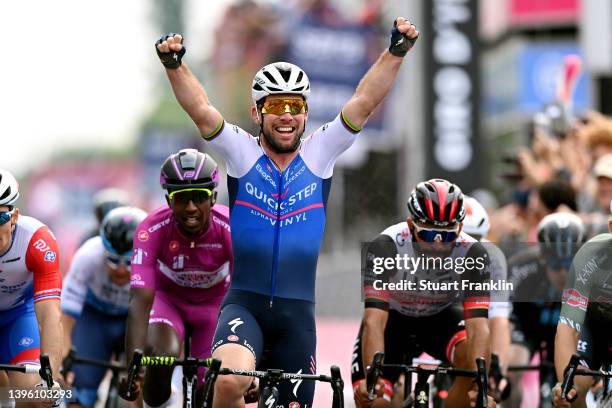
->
xmin=206 ymin=114 xmax=359 ymax=302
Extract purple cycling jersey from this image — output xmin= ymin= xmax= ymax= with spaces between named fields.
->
xmin=131 ymin=205 xmax=233 ymax=303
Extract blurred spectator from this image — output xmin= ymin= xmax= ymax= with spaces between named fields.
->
xmin=592 ymin=154 xmax=612 ymax=214
xmin=209 ymin=0 xmax=283 ymax=130
xmin=80 ymin=188 xmax=130 ymax=244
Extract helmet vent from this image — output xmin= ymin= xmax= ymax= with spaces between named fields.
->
xmin=253 ymin=83 xmax=263 ymax=91
xmin=279 ymin=69 xmax=291 ymax=83
xmin=296 ymin=71 xmax=304 ymax=83
xmin=425 ymin=184 xmax=436 ymax=192
xmin=0 ymin=187 xmax=10 ymax=202
xmin=263 ymin=71 xmax=277 ymax=84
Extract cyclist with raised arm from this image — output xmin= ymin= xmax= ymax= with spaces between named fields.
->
xmin=154 ymin=16 xmax=419 ymax=408
xmin=506 ymin=212 xmax=587 ymax=407
xmin=61 ymin=206 xmax=146 ymax=407
xmin=552 ymin=206 xmax=612 ymax=408
xmin=0 ymin=169 xmax=64 ymax=391
xmin=121 ymin=149 xmax=233 ymax=407
xmin=351 ymin=179 xmax=492 ymax=408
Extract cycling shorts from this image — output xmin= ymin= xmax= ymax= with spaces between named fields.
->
xmin=149 ymin=289 xmax=225 ymax=384
xmin=212 ymin=290 xmax=317 ymax=407
xmin=71 ymin=304 xmax=125 ymax=406
xmin=0 ymin=302 xmax=40 ymax=366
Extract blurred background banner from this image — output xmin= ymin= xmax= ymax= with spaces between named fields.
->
xmin=422 ymin=0 xmax=482 ymax=191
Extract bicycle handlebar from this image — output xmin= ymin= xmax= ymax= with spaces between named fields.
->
xmin=366 ymin=352 xmax=489 ymax=408
xmin=61 ymin=346 xmax=125 ymax=376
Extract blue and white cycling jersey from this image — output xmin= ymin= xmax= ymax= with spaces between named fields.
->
xmin=206 ymin=114 xmax=358 ymax=302
xmin=61 ymin=237 xmax=130 ymax=317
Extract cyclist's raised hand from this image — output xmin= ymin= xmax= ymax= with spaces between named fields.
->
xmin=155 ymin=33 xmax=186 ymax=69
xmin=388 ymin=17 xmax=419 ymax=57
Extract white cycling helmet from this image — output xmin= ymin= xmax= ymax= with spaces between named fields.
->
xmin=0 ymin=169 xmax=19 ymax=208
xmin=462 ymin=196 xmax=490 ymax=240
xmin=251 ymin=62 xmax=310 ymax=105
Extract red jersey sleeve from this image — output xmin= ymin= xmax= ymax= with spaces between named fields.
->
xmin=25 ymin=226 xmax=62 ymax=303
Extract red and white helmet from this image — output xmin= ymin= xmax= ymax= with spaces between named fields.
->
xmin=407 ymin=179 xmax=466 ymax=227
xmin=462 ymin=196 xmax=491 ymax=240
xmin=0 ymin=169 xmax=19 ymax=208
xmin=251 ymin=62 xmax=310 ymax=105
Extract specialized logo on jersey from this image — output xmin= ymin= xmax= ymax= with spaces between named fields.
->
xmin=265 ymin=394 xmax=276 ymax=408
xmin=44 ymin=251 xmax=56 ymax=262
xmin=229 ymin=318 xmax=244 ymax=333
xmin=138 ymin=230 xmax=149 ymax=241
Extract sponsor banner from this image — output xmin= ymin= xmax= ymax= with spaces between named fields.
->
xmin=423 ymin=0 xmax=482 ymax=191
xmin=509 ymin=0 xmax=579 ymax=24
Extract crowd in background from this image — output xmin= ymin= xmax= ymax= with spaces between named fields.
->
xmin=487 ymin=110 xmax=612 ymax=246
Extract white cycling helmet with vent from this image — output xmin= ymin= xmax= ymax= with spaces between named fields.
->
xmin=251 ymin=62 xmax=310 ymax=105
xmin=463 ymin=196 xmax=490 ymax=240
xmin=0 ymin=169 xmax=19 ymax=208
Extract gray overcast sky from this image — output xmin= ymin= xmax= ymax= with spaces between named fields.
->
xmin=0 ymin=0 xmax=230 ymax=175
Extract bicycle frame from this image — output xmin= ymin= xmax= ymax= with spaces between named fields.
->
xmin=366 ymin=351 xmax=489 ymax=408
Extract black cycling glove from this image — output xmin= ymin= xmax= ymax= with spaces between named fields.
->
xmin=388 ymin=20 xmax=418 ymax=57
xmin=155 ymin=33 xmax=186 ymax=69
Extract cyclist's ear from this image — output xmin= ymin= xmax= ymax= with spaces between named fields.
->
xmin=251 ymin=105 xmax=261 ymax=125
xmin=212 ymin=191 xmax=218 ymax=206
xmin=165 ymin=195 xmax=172 ymax=208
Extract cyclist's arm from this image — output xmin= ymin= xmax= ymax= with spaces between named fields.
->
xmin=489 ymin=317 xmax=510 ymax=370
xmin=464 ymin=243 xmax=491 ymax=368
xmin=361 ymin=235 xmax=395 ymax=369
xmin=164 ymin=62 xmax=223 ymax=138
xmin=35 ymin=300 xmax=63 ymax=379
xmin=27 ymin=226 xmax=63 ymax=378
xmin=554 ymin=323 xmax=579 ymax=382
xmin=342 ymin=19 xmax=418 ymax=131
xmin=125 ymin=287 xmax=155 ymax=364
xmin=362 ymin=307 xmax=388 ymax=373
xmin=60 ymin=241 xmax=95 ymax=356
xmin=127 ymin=218 xmax=160 ymax=363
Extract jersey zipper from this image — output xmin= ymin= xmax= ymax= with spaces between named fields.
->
xmin=269 ymin=159 xmax=284 ymax=308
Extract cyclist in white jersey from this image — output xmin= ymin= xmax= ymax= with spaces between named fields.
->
xmin=0 ymin=169 xmax=63 ymax=392
xmin=463 ymin=196 xmax=511 ymax=396
xmin=61 ymin=206 xmax=146 ymax=407
xmin=352 ymin=180 xmax=492 ymax=408
xmin=155 ymin=16 xmax=419 ymax=408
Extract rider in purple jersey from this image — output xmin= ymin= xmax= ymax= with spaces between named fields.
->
xmin=122 ymin=149 xmax=232 ymax=407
